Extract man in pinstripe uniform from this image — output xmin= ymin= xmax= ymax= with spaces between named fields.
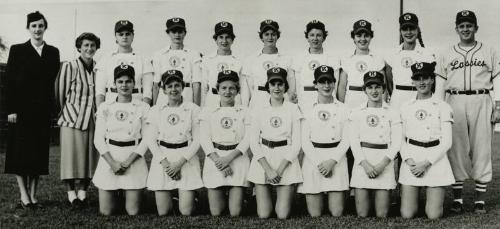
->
xmin=436 ymin=10 xmax=500 ymax=214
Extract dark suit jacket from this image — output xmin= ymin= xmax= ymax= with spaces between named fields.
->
xmin=4 ymin=40 xmax=60 ymax=175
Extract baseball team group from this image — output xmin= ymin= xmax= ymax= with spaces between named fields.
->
xmin=3 ymin=8 xmax=499 ymax=220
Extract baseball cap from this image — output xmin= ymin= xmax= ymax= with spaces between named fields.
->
xmin=114 ymin=64 xmax=135 ymax=80
xmin=267 ymin=67 xmax=287 ymax=82
xmin=314 ymin=65 xmax=335 ymax=83
xmin=456 ymin=10 xmax=477 ymax=25
xmin=217 ymin=70 xmax=239 ymax=84
xmin=352 ymin=19 xmax=373 ymax=35
xmin=214 ymin=21 xmax=234 ymax=37
xmin=306 ymin=20 xmax=325 ymax=32
xmin=166 ymin=17 xmax=186 ymax=31
xmin=363 ymin=71 xmax=384 ymax=87
xmin=161 ymin=69 xmax=184 ymax=85
xmin=115 ymin=20 xmax=134 ymax=33
xmin=260 ymin=19 xmax=279 ymax=32
xmin=399 ymin=13 xmax=418 ymax=28
xmin=411 ymin=62 xmax=436 ymax=79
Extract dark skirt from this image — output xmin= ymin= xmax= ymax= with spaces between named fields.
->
xmin=4 ymin=112 xmax=51 ymax=175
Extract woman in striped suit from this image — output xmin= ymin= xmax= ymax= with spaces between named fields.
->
xmin=55 ymin=32 xmax=100 ymax=208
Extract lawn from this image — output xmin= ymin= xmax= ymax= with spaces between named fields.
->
xmin=1 ymin=134 xmax=500 ymax=228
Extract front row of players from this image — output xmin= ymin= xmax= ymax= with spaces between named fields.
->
xmin=92 ymin=61 xmax=453 ymax=219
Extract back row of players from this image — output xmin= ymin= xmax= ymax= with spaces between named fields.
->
xmin=90 ymin=10 xmax=499 ymax=218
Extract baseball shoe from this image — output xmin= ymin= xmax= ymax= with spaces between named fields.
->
xmin=450 ymin=201 xmax=463 ymax=214
xmin=474 ymin=202 xmax=486 ymax=214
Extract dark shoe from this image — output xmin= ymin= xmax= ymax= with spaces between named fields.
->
xmin=450 ymin=201 xmax=463 ymax=214
xmin=19 ymin=200 xmax=32 ymax=210
xmin=31 ymin=202 xmax=44 ymax=210
xmin=474 ymin=203 xmax=486 ymax=214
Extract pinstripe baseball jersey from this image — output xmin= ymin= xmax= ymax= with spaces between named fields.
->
xmin=436 ymin=42 xmax=500 ymax=91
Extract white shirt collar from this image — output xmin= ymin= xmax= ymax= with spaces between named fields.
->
xmin=30 ymin=40 xmax=44 ymax=56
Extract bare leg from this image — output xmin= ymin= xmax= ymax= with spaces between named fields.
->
xmin=28 ymin=175 xmax=39 ymax=203
xmin=98 ymin=189 xmax=117 ymax=216
xmin=355 ymin=188 xmax=371 ymax=217
xmin=124 ymin=189 xmax=142 ymax=215
xmin=425 ymin=187 xmax=446 ymax=219
xmin=15 ymin=175 xmax=31 ymax=204
xmin=208 ymin=188 xmax=227 ymax=216
xmin=327 ymin=191 xmax=345 ymax=217
xmin=255 ymin=184 xmax=273 ymax=219
xmin=228 ymin=187 xmax=244 ymax=217
xmin=374 ymin=190 xmax=391 ymax=218
xmin=400 ymin=185 xmax=419 ymax=219
xmin=305 ymin=194 xmax=323 ymax=217
xmin=155 ymin=191 xmax=174 ymax=216
xmin=178 ymin=190 xmax=196 ymax=216
xmin=275 ymin=185 xmax=294 ymax=219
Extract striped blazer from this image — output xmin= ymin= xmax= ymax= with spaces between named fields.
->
xmin=55 ymin=58 xmax=96 ymax=130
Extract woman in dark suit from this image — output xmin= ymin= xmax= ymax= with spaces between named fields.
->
xmin=5 ymin=11 xmax=60 ymax=209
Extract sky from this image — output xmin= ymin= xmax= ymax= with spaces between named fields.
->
xmin=0 ymin=0 xmax=499 ymax=62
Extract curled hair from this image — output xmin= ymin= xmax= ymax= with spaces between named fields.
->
xmin=259 ymin=28 xmax=281 ymax=39
xmin=350 ymin=30 xmax=374 ymax=39
xmin=215 ymin=80 xmax=240 ymax=94
xmin=75 ymin=32 xmax=101 ymax=52
xmin=160 ymin=77 xmax=185 ymax=90
xmin=304 ymin=27 xmax=328 ymax=39
xmin=399 ymin=27 xmax=425 ymax=47
xmin=213 ymin=33 xmax=236 ymax=41
xmin=264 ymin=79 xmax=289 ymax=93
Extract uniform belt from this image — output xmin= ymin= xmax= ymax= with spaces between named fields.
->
xmin=261 ymin=138 xmax=287 ymax=148
xmin=211 ymin=88 xmax=218 ymax=94
xmin=446 ymin=89 xmax=489 ymax=95
xmin=312 ymin=141 xmax=340 ymax=148
xmin=184 ymin=82 xmax=191 ymax=87
xmin=107 ymin=88 xmax=140 ymax=93
xmin=159 ymin=141 xmax=188 ymax=149
xmin=107 ymin=138 xmax=141 ymax=147
xmin=406 ymin=138 xmax=440 ymax=148
xmin=349 ymin=86 xmax=363 ymax=91
xmin=212 ymin=142 xmax=238 ymax=150
xmin=395 ymin=85 xmax=417 ymax=91
xmin=258 ymin=86 xmax=266 ymax=91
xmin=360 ymin=141 xmax=388 ymax=149
xmin=303 ymin=86 xmax=317 ymax=91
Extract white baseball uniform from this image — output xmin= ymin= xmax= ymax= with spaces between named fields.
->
xmin=340 ymin=52 xmax=385 ymax=108
xmin=436 ymin=42 xmax=500 ymax=183
xmin=385 ymin=44 xmax=435 ymax=109
xmin=200 ymin=52 xmax=243 ymax=107
xmin=151 ymin=46 xmax=202 ymax=105
xmin=95 ymin=51 xmax=153 ymax=103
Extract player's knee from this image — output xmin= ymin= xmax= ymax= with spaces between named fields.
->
xmin=276 ymin=210 xmax=290 ymax=219
xmin=356 ymin=208 xmax=370 ymax=217
xmin=126 ymin=206 xmax=140 ymax=216
xmin=376 ymin=209 xmax=389 ymax=218
xmin=179 ymin=206 xmax=194 ymax=216
xmin=400 ymin=208 xmax=417 ymax=219
xmin=426 ymin=207 xmax=443 ymax=220
xmin=329 ymin=206 xmax=344 ymax=217
xmin=210 ymin=206 xmax=224 ymax=216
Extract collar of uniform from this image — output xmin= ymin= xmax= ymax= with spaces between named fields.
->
xmin=211 ymin=103 xmax=244 ymax=112
xmin=161 ymin=99 xmax=189 ymax=110
xmin=409 ymin=95 xmax=440 ymax=105
xmin=350 ymin=50 xmax=373 ymax=58
xmin=30 ymin=39 xmax=45 ymax=52
xmin=397 ymin=43 xmax=424 ymax=54
xmin=263 ymin=98 xmax=289 ymax=108
xmin=111 ymin=49 xmax=136 ymax=56
xmin=162 ymin=46 xmax=189 ymax=54
xmin=105 ymin=98 xmax=141 ymax=106
xmin=312 ymin=98 xmax=339 ymax=107
xmin=256 ymin=49 xmax=282 ymax=57
xmin=205 ymin=51 xmax=236 ymax=59
xmin=360 ymin=102 xmax=390 ymax=110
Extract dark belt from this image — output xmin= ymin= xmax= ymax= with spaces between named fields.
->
xmin=261 ymin=138 xmax=287 ymax=148
xmin=184 ymin=82 xmax=191 ymax=87
xmin=406 ymin=138 xmax=440 ymax=148
xmin=211 ymin=88 xmax=218 ymax=94
xmin=258 ymin=86 xmax=266 ymax=91
xmin=395 ymin=85 xmax=417 ymax=91
xmin=107 ymin=138 xmax=141 ymax=147
xmin=349 ymin=86 xmax=363 ymax=91
xmin=446 ymin=89 xmax=489 ymax=95
xmin=360 ymin=141 xmax=388 ymax=149
xmin=159 ymin=141 xmax=188 ymax=149
xmin=303 ymin=86 xmax=317 ymax=91
xmin=213 ymin=142 xmax=238 ymax=150
xmin=312 ymin=141 xmax=340 ymax=148
xmin=107 ymin=88 xmax=140 ymax=93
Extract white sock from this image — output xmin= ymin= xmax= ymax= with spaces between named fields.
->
xmin=77 ymin=190 xmax=87 ymax=200
xmin=454 ymin=199 xmax=463 ymax=204
xmin=67 ymin=191 xmax=77 ymax=202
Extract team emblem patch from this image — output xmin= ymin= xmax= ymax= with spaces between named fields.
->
xmin=172 ymin=18 xmax=180 ymax=23
xmin=355 ymin=61 xmax=368 ymax=73
xmin=320 ymin=65 xmax=329 ymax=72
xmin=272 ymin=67 xmax=281 ymax=73
xmin=415 ymin=62 xmax=424 ymax=69
xmin=119 ymin=63 xmax=128 ymax=69
xmin=115 ymin=110 xmax=129 ymax=121
xmin=308 ymin=60 xmax=320 ymax=70
xmin=366 ymin=114 xmax=379 ymax=127
xmin=167 ymin=113 xmax=180 ymax=125
xmin=220 ymin=117 xmax=233 ymax=129
xmin=265 ymin=19 xmax=273 ymax=24
xmin=359 ymin=20 xmax=367 ymax=27
xmin=270 ymin=116 xmax=282 ymax=128
xmin=318 ymin=110 xmax=330 ymax=121
xmin=404 ymin=14 xmax=412 ymax=21
xmin=461 ymin=11 xmax=469 ymax=16
xmin=120 ymin=20 xmax=128 ymax=25
xmin=311 ymin=20 xmax=319 ymax=24
xmin=415 ymin=109 xmax=427 ymax=120
xmin=169 ymin=56 xmax=181 ymax=68
xmin=401 ymin=57 xmax=413 ymax=68
xmin=220 ymin=21 xmax=228 ymax=27
xmin=262 ymin=61 xmax=274 ymax=70
xmin=217 ymin=62 xmax=229 ymax=72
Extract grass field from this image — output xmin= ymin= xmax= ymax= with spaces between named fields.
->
xmin=1 ymin=135 xmax=500 ymax=228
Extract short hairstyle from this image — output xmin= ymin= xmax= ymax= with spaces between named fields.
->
xmin=216 ymin=80 xmax=240 ymax=94
xmin=213 ymin=33 xmax=236 ymax=41
xmin=362 ymin=82 xmax=386 ymax=91
xmin=264 ymin=78 xmax=289 ymax=93
xmin=161 ymin=77 xmax=185 ymax=89
xmin=75 ymin=32 xmax=101 ymax=52
xmin=114 ymin=74 xmax=135 ymax=83
xmin=26 ymin=11 xmax=47 ymax=29
xmin=350 ymin=30 xmax=374 ymax=39
xmin=166 ymin=27 xmax=187 ymax=34
xmin=259 ymin=28 xmax=281 ymax=39
xmin=304 ymin=27 xmax=328 ymax=39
